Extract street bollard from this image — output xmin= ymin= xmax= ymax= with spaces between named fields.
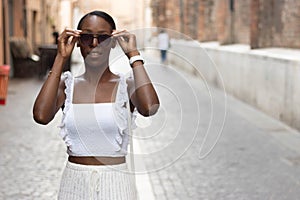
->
xmin=0 ymin=65 xmax=10 ymax=105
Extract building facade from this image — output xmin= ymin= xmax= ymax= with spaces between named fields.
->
xmin=150 ymin=0 xmax=300 ymax=49
xmin=0 ymin=0 xmax=151 ymax=70
xmin=0 ymin=0 xmax=65 ymax=67
xmin=72 ymin=0 xmax=150 ymax=30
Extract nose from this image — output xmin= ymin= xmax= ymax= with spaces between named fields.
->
xmin=92 ymin=37 xmax=98 ymax=47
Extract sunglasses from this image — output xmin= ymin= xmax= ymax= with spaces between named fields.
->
xmin=79 ymin=33 xmax=112 ymax=46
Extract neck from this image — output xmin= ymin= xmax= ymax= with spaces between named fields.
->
xmin=83 ymin=65 xmax=113 ymax=85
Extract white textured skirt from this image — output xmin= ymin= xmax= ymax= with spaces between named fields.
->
xmin=58 ymin=161 xmax=137 ymax=200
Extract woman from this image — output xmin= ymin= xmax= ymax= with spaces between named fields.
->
xmin=33 ymin=10 xmax=159 ymax=199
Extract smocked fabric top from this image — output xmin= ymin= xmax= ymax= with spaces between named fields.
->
xmin=58 ymin=71 xmax=137 ymax=157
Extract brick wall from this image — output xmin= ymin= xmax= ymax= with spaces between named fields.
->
xmin=183 ymin=0 xmax=189 ymax=36
xmin=234 ymin=0 xmax=251 ymax=44
xmin=257 ymin=0 xmax=274 ymax=48
xmin=198 ymin=0 xmax=218 ymax=41
xmin=0 ymin=1 xmax=3 ymax=65
xmin=251 ymin=0 xmax=300 ymax=48
xmin=215 ymin=0 xmax=232 ymax=44
xmin=13 ymin=0 xmax=25 ymax=37
xmin=272 ymin=0 xmax=300 ymax=48
xmin=165 ymin=0 xmax=181 ymax=32
xmin=151 ymin=0 xmax=167 ymax=27
xmin=150 ymin=0 xmax=300 ymax=49
xmin=184 ymin=0 xmax=198 ymax=39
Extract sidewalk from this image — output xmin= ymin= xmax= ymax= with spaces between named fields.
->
xmin=135 ymin=51 xmax=300 ymax=199
xmin=0 ymin=78 xmax=66 ymax=199
xmin=1 ymin=54 xmax=300 ymax=199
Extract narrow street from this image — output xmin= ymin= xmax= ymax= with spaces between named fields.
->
xmin=0 ymin=78 xmax=66 ymax=199
xmin=137 ymin=54 xmax=300 ymax=199
xmin=1 ymin=53 xmax=300 ymax=199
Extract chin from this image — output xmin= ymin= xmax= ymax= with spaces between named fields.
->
xmin=85 ymin=56 xmax=108 ymax=69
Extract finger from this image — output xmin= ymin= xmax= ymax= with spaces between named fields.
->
xmin=64 ymin=28 xmax=82 ymax=34
xmin=114 ymin=32 xmax=130 ymax=37
xmin=58 ymin=29 xmax=80 ymax=43
xmin=112 ymin=29 xmax=126 ymax=35
xmin=112 ymin=31 xmax=131 ymax=39
xmin=63 ymin=28 xmax=81 ymax=37
xmin=65 ymin=31 xmax=81 ymax=37
xmin=116 ymin=36 xmax=127 ymax=44
xmin=68 ymin=36 xmax=78 ymax=45
xmin=65 ymin=29 xmax=81 ymax=36
xmin=118 ymin=34 xmax=133 ymax=44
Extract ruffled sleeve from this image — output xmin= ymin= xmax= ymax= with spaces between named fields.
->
xmin=62 ymin=71 xmax=73 ymax=114
xmin=57 ymin=71 xmax=73 ymax=149
xmin=113 ymin=73 xmax=137 ymax=151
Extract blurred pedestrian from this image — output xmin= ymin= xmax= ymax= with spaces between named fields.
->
xmin=52 ymin=25 xmax=59 ymax=44
xmin=158 ymin=29 xmax=170 ymax=64
xmin=33 ymin=10 xmax=159 ymax=200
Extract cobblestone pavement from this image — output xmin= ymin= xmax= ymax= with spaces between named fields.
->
xmin=134 ymin=54 xmax=300 ymax=200
xmin=1 ymin=57 xmax=300 ymax=200
xmin=0 ymin=78 xmax=67 ymax=199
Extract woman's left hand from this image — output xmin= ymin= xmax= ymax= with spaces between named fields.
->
xmin=112 ymin=30 xmax=139 ymax=58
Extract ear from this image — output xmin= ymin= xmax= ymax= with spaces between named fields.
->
xmin=111 ymin=29 xmax=117 ymax=48
xmin=111 ymin=38 xmax=117 ymax=48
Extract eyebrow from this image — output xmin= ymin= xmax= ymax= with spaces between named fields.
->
xmin=81 ymin=29 xmax=110 ymax=34
xmin=81 ymin=33 xmax=111 ymax=36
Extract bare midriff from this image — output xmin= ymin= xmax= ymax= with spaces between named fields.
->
xmin=68 ymin=156 xmax=126 ymax=165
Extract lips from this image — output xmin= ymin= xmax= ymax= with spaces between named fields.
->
xmin=88 ymin=50 xmax=102 ymax=57
xmin=90 ymin=52 xmax=101 ymax=56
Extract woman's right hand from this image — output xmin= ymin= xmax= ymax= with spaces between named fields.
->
xmin=57 ymin=28 xmax=81 ymax=58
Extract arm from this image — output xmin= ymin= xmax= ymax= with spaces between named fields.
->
xmin=113 ymin=30 xmax=160 ymax=116
xmin=33 ymin=28 xmax=81 ymax=124
xmin=127 ymin=53 xmax=160 ymax=116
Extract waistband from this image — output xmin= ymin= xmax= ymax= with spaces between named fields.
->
xmin=66 ymin=160 xmax=128 ymax=172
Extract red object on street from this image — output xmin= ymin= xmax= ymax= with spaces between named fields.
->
xmin=0 ymin=65 xmax=10 ymax=105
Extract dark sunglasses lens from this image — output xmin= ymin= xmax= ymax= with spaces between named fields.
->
xmin=80 ymin=34 xmax=112 ymax=46
xmin=80 ymin=34 xmax=93 ymax=46
xmin=97 ymin=35 xmax=111 ymax=42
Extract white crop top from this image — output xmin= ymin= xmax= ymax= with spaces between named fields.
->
xmin=58 ymin=71 xmax=137 ymax=157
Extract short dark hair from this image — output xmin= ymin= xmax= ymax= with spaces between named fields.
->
xmin=77 ymin=10 xmax=116 ymax=30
